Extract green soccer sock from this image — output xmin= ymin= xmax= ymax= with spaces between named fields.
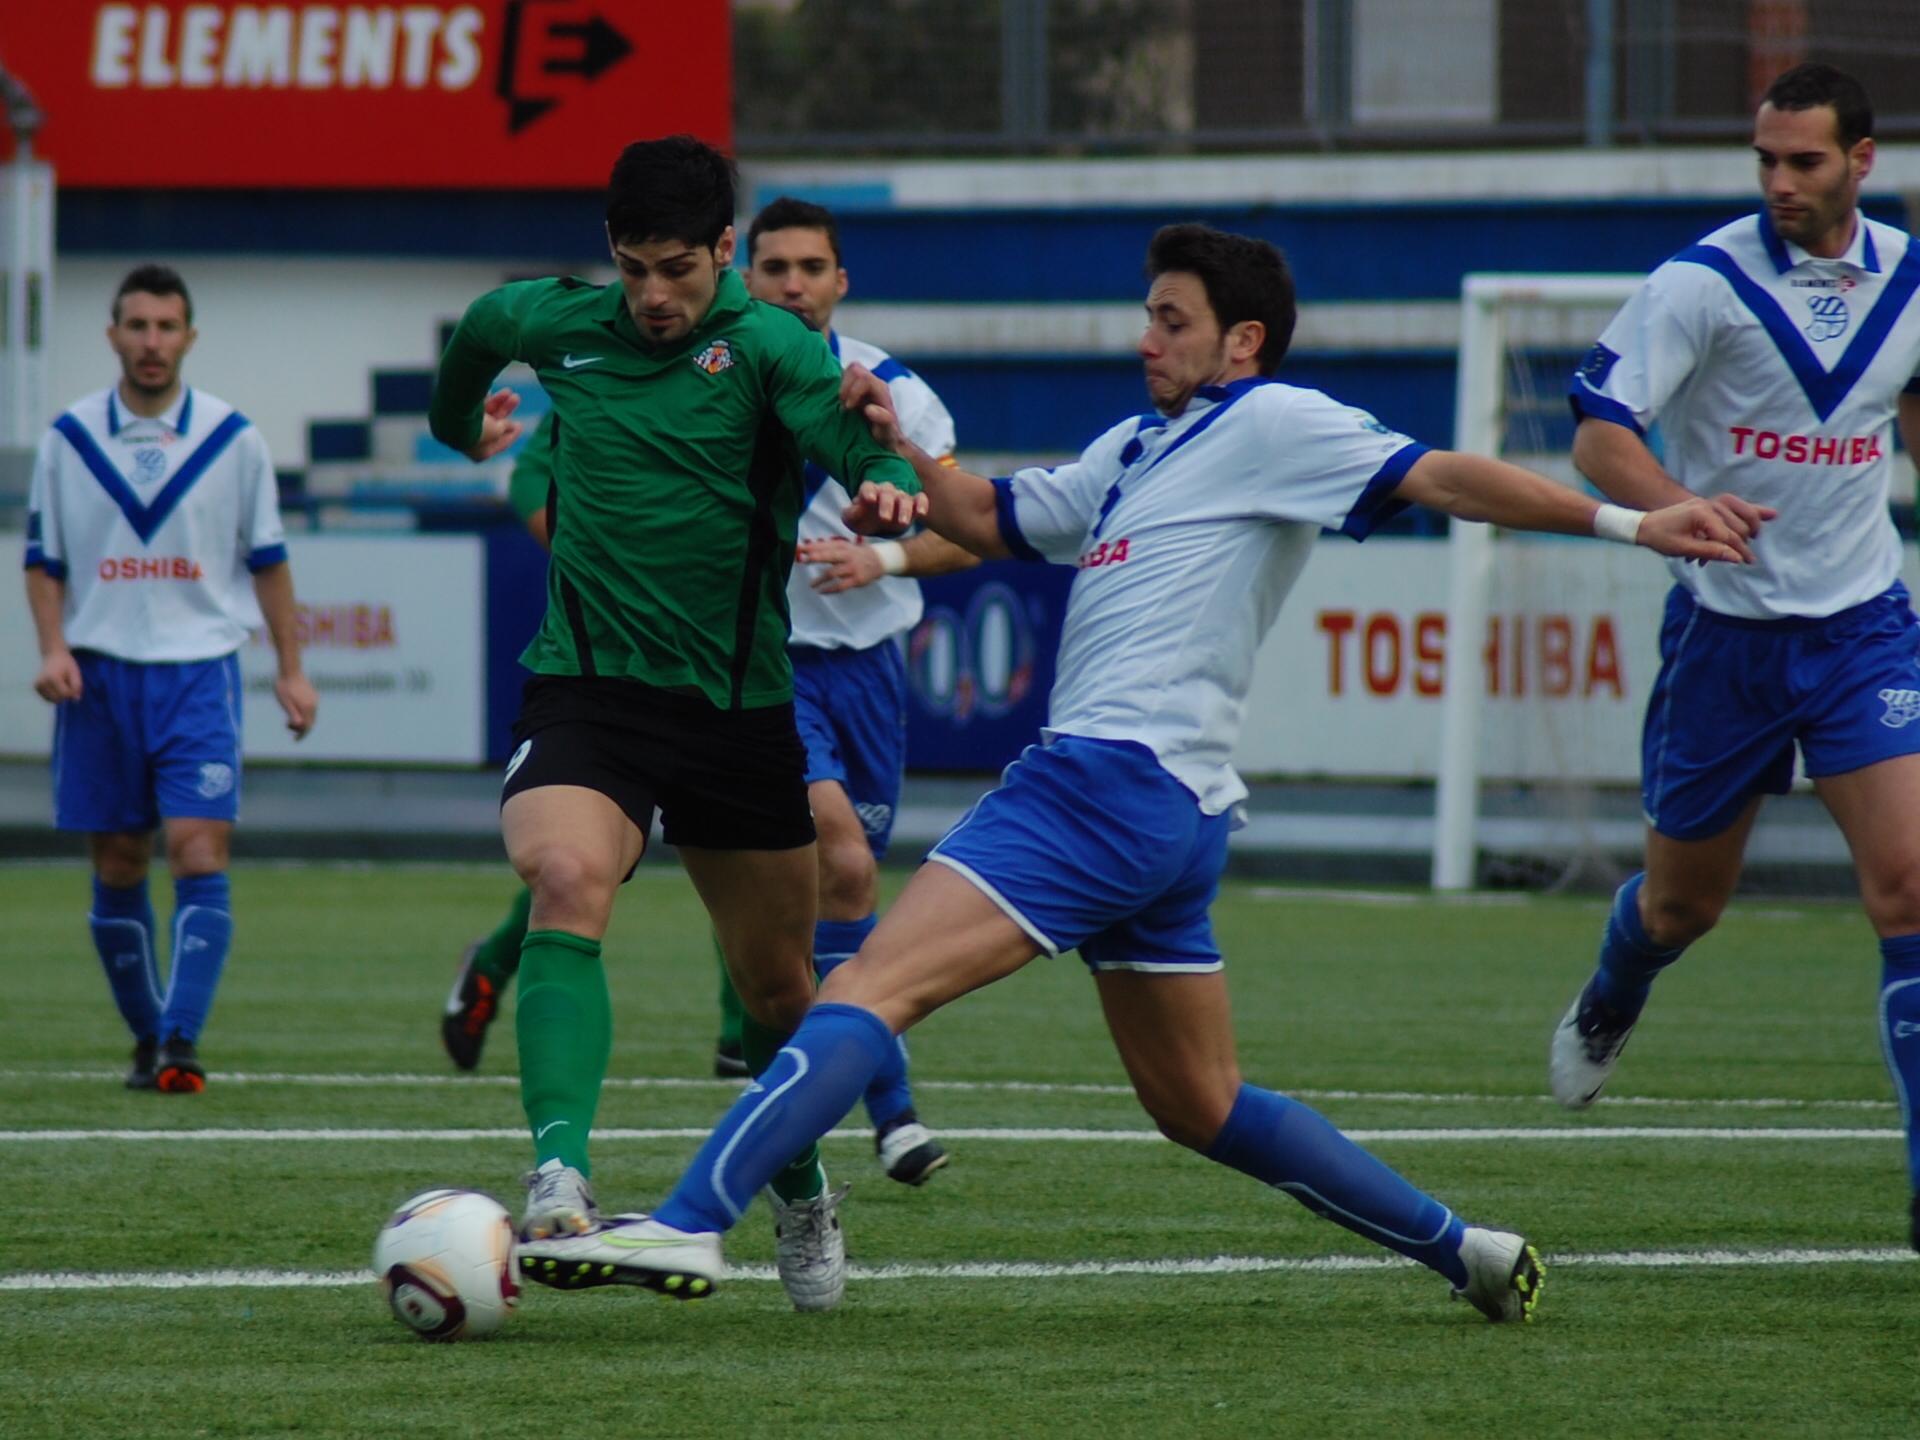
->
xmin=515 ymin=930 xmax=611 ymax=1177
xmin=713 ymin=932 xmax=744 ymax=1049
xmin=473 ymin=887 xmax=533 ymax=986
xmin=740 ymin=1010 xmax=825 ymax=1203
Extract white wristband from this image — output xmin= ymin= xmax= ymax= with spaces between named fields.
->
xmin=1592 ymin=504 xmax=1646 ymax=546
xmin=870 ymin=540 xmax=909 ymax=576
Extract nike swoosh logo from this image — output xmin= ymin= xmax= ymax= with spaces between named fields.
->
xmin=534 ymin=1120 xmax=570 ymax=1138
xmin=560 ymin=354 xmax=603 ymax=369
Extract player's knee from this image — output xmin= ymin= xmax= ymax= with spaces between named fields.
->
xmin=166 ymin=828 xmax=229 ymax=878
xmin=1135 ymin=1086 xmax=1233 ymax=1153
xmin=520 ymin=848 xmax=615 ymax=921
xmin=1641 ymin=891 xmax=1722 ymax=948
xmin=1861 ymin=864 xmax=1920 ymax=935
xmin=88 ymin=832 xmax=152 ymax=887
xmin=733 ymin=965 xmax=815 ymax=1030
xmin=817 ymin=837 xmax=878 ymax=917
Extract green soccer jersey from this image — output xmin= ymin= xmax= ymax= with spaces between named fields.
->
xmin=431 ymin=268 xmax=919 ymax=709
xmin=506 ymin=413 xmax=554 ymax=526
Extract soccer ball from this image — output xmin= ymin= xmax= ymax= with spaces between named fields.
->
xmin=373 ymin=1189 xmax=519 ymax=1341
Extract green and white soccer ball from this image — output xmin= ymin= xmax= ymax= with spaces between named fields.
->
xmin=374 ymin=1189 xmax=520 ymax=1341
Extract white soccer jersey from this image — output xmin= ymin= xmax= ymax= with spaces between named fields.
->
xmin=1000 ymin=378 xmax=1424 ymax=814
xmin=787 ymin=332 xmax=957 ymax=651
xmin=25 ymin=386 xmax=286 ymax=663
xmin=1573 ymin=211 xmax=1920 ymax=620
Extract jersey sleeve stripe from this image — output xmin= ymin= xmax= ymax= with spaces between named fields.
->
xmin=991 ymin=477 xmax=1047 ymax=563
xmin=871 ymin=358 xmax=912 ymax=384
xmin=247 ymin=543 xmax=289 ymax=572
xmin=1340 ymin=442 xmax=1427 ymax=541
xmin=1568 ymin=382 xmax=1646 ymax=436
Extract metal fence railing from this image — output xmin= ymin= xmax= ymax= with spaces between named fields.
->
xmin=732 ymin=0 xmax=1920 ymax=154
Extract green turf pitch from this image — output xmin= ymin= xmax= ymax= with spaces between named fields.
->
xmin=0 ymin=862 xmax=1915 ymax=1438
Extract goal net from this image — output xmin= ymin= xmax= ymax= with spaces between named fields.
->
xmin=1431 ymin=274 xmax=1652 ymax=891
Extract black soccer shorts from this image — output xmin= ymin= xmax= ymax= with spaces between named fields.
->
xmin=501 ymin=675 xmax=816 ymax=853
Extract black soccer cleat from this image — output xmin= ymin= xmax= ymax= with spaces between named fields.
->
xmin=441 ymin=941 xmax=500 ymax=1072
xmin=876 ymin=1110 xmax=950 ymax=1186
xmin=154 ymin=1036 xmax=205 ymax=1095
xmin=125 ymin=1037 xmax=159 ymax=1091
xmin=713 ymin=1037 xmax=749 ymax=1079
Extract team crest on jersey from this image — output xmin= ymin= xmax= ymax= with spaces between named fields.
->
xmin=131 ymin=448 xmax=169 ymax=484
xmin=691 ymin=339 xmax=736 ymax=375
xmin=1576 ymin=343 xmax=1620 ymax=388
xmin=1804 ymin=293 xmax=1850 ymax=342
xmin=1879 ymin=688 xmax=1920 ymax=729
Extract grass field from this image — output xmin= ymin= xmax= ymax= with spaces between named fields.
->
xmin=2 ymin=860 xmax=1917 ymax=1438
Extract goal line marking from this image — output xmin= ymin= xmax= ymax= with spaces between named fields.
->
xmin=0 ymin=1071 xmax=1894 ymax=1111
xmin=0 ymin=1126 xmax=1900 ymax=1143
xmin=4 ymin=1247 xmax=1912 ymax=1293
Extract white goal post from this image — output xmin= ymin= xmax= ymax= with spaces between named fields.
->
xmin=1430 ymin=273 xmax=1648 ymax=891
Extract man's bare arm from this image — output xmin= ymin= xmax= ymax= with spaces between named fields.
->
xmin=1395 ymin=449 xmax=1768 ymax=562
xmin=839 ymin=365 xmax=1005 ymax=557
xmin=1572 ymin=416 xmax=1771 ymax=539
xmin=251 ymin=562 xmax=319 ymax=739
xmin=797 ymin=526 xmax=982 ymax=595
xmin=25 ymin=566 xmax=80 ymax=703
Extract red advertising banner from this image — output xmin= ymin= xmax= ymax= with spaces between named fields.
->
xmin=0 ymin=2 xmax=731 ymax=187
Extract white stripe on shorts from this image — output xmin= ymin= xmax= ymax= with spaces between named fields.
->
xmin=926 ymin=852 xmax=1061 ymax=956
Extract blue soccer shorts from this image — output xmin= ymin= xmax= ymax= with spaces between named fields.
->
xmin=1642 ymin=582 xmax=1920 ymax=842
xmin=791 ymin=641 xmax=907 ymax=860
xmin=928 ymin=735 xmax=1232 ymax=973
xmin=53 ymin=650 xmax=243 ymax=833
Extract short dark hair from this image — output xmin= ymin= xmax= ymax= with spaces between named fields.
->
xmin=113 ymin=263 xmax=192 ymax=324
xmin=605 ymin=134 xmax=737 ymax=250
xmin=1762 ymin=62 xmax=1873 ymax=151
xmin=1145 ymin=224 xmax=1296 ymax=375
xmin=747 ymin=196 xmax=843 ymax=267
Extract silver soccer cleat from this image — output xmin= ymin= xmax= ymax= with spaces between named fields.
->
xmin=1549 ymin=978 xmax=1638 ymax=1110
xmin=519 ymin=1157 xmax=598 ymax=1241
xmin=769 ymin=1182 xmax=851 ymax=1312
xmin=516 ymin=1213 xmax=725 ymax=1299
xmin=1452 ymin=1226 xmax=1546 ymax=1323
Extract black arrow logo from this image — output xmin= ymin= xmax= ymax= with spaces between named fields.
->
xmin=544 ymin=17 xmax=633 ymax=80
xmin=495 ymin=2 xmax=635 ymax=136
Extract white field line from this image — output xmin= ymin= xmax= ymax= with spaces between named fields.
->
xmin=4 ymin=1246 xmax=1912 ymax=1293
xmin=0 ymin=1126 xmax=1900 ymax=1143
xmin=0 ymin=1071 xmax=1895 ymax=1111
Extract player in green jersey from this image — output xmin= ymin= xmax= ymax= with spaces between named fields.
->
xmin=441 ymin=414 xmax=748 ymax=1076
xmin=429 ymin=136 xmax=921 ymax=1312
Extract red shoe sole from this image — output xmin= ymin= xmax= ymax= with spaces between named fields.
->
xmin=156 ymin=1069 xmax=205 ymax=1094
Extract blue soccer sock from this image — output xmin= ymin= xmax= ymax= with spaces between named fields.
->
xmin=654 ymin=1002 xmax=895 ymax=1234
xmin=1591 ymin=872 xmax=1685 ymax=1023
xmin=89 ymin=877 xmax=161 ymax=1041
xmin=1206 ymin=1084 xmax=1470 ymax=1286
xmin=1878 ymin=933 xmax=1920 ymax=1191
xmin=815 ymin=915 xmax=915 ymax=1131
xmin=159 ymin=873 xmax=233 ymax=1043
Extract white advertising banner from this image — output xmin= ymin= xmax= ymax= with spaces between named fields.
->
xmin=239 ymin=535 xmax=485 ymax=764
xmin=1233 ymin=536 xmax=1920 ymax=783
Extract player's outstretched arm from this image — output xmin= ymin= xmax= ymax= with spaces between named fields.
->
xmin=796 ymin=529 xmax=980 ymax=594
xmin=839 ymin=364 xmax=1006 ymax=558
xmin=251 ymin=562 xmax=318 ymax=739
xmin=428 ymin=289 xmax=531 ymax=462
xmin=24 ymin=566 xmax=81 ymax=703
xmin=1573 ymin=416 xmax=1770 ymax=544
xmin=1394 ymin=449 xmax=1770 ymax=564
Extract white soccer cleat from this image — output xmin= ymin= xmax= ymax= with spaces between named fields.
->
xmin=1549 ymin=978 xmax=1638 ymax=1110
xmin=876 ymin=1118 xmax=950 ymax=1186
xmin=516 ymin=1213 xmax=725 ymax=1299
xmin=769 ymin=1182 xmax=850 ymax=1312
xmin=519 ymin=1157 xmax=598 ymax=1241
xmin=1452 ymin=1226 xmax=1546 ymax=1323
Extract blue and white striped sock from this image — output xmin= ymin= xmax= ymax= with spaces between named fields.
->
xmin=1878 ymin=932 xmax=1920 ymax=1191
xmin=89 ymin=877 xmax=161 ymax=1040
xmin=159 ymin=873 xmax=232 ymax=1043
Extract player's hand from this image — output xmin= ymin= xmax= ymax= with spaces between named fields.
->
xmin=1706 ymin=491 xmax=1775 ymax=543
xmin=275 ymin=670 xmax=319 ymax=740
xmin=798 ymin=536 xmax=888 ymax=593
xmin=32 ymin=649 xmax=82 ymax=704
xmin=840 ymin=364 xmax=907 ymax=453
xmin=462 ymin=389 xmax=524 ymax=463
xmin=1636 ymin=497 xmax=1768 ymax=564
xmin=842 ymin=481 xmax=928 ymax=537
